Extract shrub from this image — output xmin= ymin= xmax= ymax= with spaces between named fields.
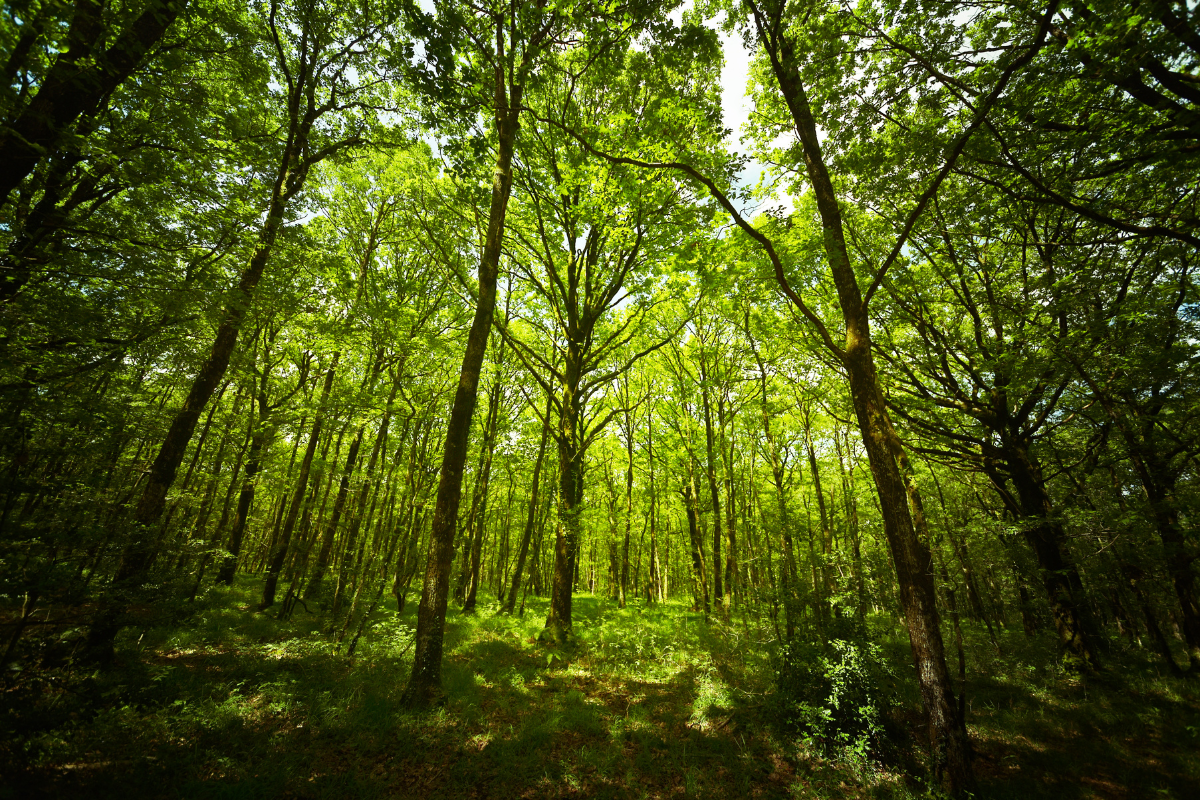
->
xmin=774 ymin=635 xmax=899 ymax=761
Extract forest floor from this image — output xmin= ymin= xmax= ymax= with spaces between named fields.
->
xmin=2 ymin=580 xmax=1199 ymax=799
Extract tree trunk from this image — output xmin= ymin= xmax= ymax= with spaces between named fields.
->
xmin=803 ymin=411 xmax=834 ymax=627
xmin=698 ymin=352 xmax=724 ymax=610
xmin=720 ymin=396 xmax=738 ymax=609
xmin=260 ymin=354 xmax=339 ymax=609
xmin=682 ymin=467 xmax=710 ymax=613
xmin=401 ymin=65 xmax=520 ymax=709
xmin=648 ymin=413 xmax=661 ymax=603
xmin=393 ymin=415 xmax=435 ymax=612
xmin=304 ymin=426 xmax=364 ymax=599
xmin=620 ymin=410 xmax=634 ymax=608
xmin=999 ymin=444 xmax=1101 ymax=670
xmin=0 ymin=0 xmax=191 ymax=208
xmin=217 ymin=415 xmax=273 ymax=585
xmin=192 ymin=423 xmax=249 ymax=600
xmin=1120 ymin=426 xmax=1200 ymax=668
xmin=750 ymin=7 xmax=975 ymax=789
xmin=333 ymin=385 xmax=397 ymax=616
xmin=463 ymin=363 xmax=504 ymax=613
xmin=504 ymin=387 xmax=553 ymax=614
xmin=543 ymin=358 xmax=584 ymax=643
xmin=542 ymin=333 xmax=588 ymax=643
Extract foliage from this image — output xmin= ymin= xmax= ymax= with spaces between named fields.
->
xmin=775 ymin=631 xmax=901 ymax=763
xmin=4 ymin=582 xmax=1199 ymax=798
xmin=2 ymin=1 xmax=1200 ymax=796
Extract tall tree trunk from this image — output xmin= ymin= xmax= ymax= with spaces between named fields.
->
xmin=803 ymin=411 xmax=834 ymax=626
xmin=841 ymin=326 xmax=972 ymax=794
xmin=261 ymin=354 xmax=339 ymax=609
xmin=463 ymin=361 xmax=504 ymax=613
xmin=620 ymin=426 xmax=634 ymax=609
xmin=836 ymin=431 xmax=867 ymax=625
xmin=401 ymin=62 xmax=520 ymax=709
xmin=504 ymin=388 xmax=553 ymax=614
xmin=543 ymin=341 xmax=585 ymax=643
xmin=682 ymin=466 xmax=710 ymax=613
xmin=719 ymin=394 xmax=738 ymax=609
xmin=648 ymin=412 xmax=661 ymax=603
xmin=748 ymin=5 xmax=974 ymax=789
xmin=698 ymin=352 xmax=724 ymax=610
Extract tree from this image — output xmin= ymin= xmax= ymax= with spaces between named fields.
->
xmin=400 ymin=0 xmax=549 ymax=709
xmin=874 ymin=191 xmax=1104 ymax=670
xmin=499 ymin=58 xmax=704 ymax=641
xmin=84 ymin=0 xmax=403 ymax=659
xmin=0 ymin=0 xmax=192 ymax=207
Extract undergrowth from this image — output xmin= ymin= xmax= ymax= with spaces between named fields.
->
xmin=2 ymin=578 xmax=1198 ymax=799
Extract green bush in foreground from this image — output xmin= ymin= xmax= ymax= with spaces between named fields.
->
xmin=775 ymin=634 xmax=901 ymax=763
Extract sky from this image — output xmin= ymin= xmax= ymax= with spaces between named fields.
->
xmin=709 ymin=15 xmax=792 ymax=216
xmin=717 ymin=24 xmax=754 ymax=152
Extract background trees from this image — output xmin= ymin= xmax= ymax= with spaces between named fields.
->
xmin=1 ymin=2 xmax=1198 ymax=797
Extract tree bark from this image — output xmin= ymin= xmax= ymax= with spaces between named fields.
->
xmin=0 ymin=0 xmax=191 ymax=207
xmin=261 ymin=354 xmax=339 ymax=609
xmin=401 ymin=61 xmax=519 ymax=708
xmin=504 ymin=388 xmax=553 ymax=614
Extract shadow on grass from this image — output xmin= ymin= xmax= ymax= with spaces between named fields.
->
xmin=4 ymin=585 xmax=1199 ymax=800
xmin=967 ymin=669 xmax=1200 ymax=799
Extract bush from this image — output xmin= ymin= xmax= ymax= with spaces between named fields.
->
xmin=774 ymin=635 xmax=899 ymax=761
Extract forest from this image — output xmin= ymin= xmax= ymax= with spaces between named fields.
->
xmin=1 ymin=0 xmax=1199 ymax=797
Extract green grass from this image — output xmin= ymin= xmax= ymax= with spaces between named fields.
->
xmin=2 ymin=581 xmax=1198 ymax=799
